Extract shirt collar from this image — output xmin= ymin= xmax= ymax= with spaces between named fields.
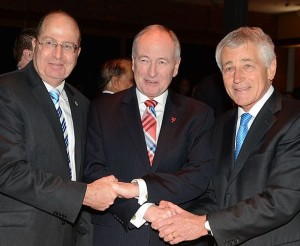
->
xmin=44 ymin=80 xmax=68 ymax=102
xmin=136 ymin=88 xmax=168 ymax=108
xmin=43 ymin=80 xmax=65 ymax=93
xmin=238 ymin=85 xmax=274 ymax=118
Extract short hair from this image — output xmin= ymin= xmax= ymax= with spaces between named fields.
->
xmin=36 ymin=10 xmax=81 ymax=46
xmin=99 ymin=58 xmax=132 ymax=91
xmin=131 ymin=24 xmax=181 ymax=60
xmin=13 ymin=28 xmax=37 ymax=62
xmin=215 ymin=26 xmax=276 ymax=70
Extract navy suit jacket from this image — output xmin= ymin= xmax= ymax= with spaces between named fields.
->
xmin=0 ymin=62 xmax=91 ymax=246
xmin=84 ymin=86 xmax=214 ymax=246
xmin=196 ymin=90 xmax=300 ymax=246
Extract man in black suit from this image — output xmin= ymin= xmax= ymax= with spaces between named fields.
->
xmin=84 ymin=24 xmax=214 ymax=245
xmin=0 ymin=10 xmax=121 ymax=246
xmin=152 ymin=27 xmax=300 ymax=246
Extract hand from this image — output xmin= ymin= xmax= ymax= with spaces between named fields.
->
xmin=152 ymin=201 xmax=208 ymax=244
xmin=144 ymin=204 xmax=176 ymax=223
xmin=112 ymin=181 xmax=139 ymax=199
xmin=83 ymin=175 xmax=118 ymax=211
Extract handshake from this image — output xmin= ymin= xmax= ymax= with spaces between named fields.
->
xmin=83 ymin=175 xmax=139 ymax=211
xmin=82 ymin=175 xmax=209 ymax=245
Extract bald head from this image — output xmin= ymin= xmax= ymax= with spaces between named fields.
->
xmin=33 ymin=10 xmax=81 ymax=87
xmin=37 ymin=11 xmax=81 ymax=46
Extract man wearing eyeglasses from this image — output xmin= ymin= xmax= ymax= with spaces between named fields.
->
xmin=0 ymin=10 xmax=130 ymax=246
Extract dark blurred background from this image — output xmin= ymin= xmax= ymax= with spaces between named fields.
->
xmin=1 ymin=0 xmax=300 ymax=99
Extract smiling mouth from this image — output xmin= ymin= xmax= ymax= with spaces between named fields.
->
xmin=235 ymin=87 xmax=249 ymax=91
xmin=145 ymin=79 xmax=158 ymax=84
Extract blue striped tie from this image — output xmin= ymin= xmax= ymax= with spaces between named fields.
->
xmin=235 ymin=113 xmax=252 ymax=160
xmin=49 ymin=89 xmax=72 ymax=178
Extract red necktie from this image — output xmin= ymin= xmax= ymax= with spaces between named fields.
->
xmin=142 ymin=100 xmax=158 ymax=165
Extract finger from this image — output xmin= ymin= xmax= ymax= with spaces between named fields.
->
xmin=158 ymin=224 xmax=176 ymax=238
xmin=167 ymin=203 xmax=184 ymax=214
xmin=152 ymin=216 xmax=171 ymax=230
xmin=159 ymin=200 xmax=169 ymax=208
xmin=106 ymin=175 xmax=117 ymax=182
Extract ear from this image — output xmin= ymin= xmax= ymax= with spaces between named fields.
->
xmin=23 ymin=49 xmax=33 ymax=61
xmin=31 ymin=38 xmax=36 ymax=50
xmin=131 ymin=56 xmax=135 ymax=72
xmin=172 ymin=58 xmax=181 ymax=77
xmin=267 ymin=59 xmax=276 ymax=81
xmin=76 ymin=46 xmax=81 ymax=57
xmin=111 ymin=76 xmax=119 ymax=90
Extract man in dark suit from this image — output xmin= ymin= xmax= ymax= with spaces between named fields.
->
xmin=84 ymin=25 xmax=214 ymax=245
xmin=99 ymin=58 xmax=134 ymax=95
xmin=0 ymin=10 xmax=121 ymax=246
xmin=152 ymin=27 xmax=300 ymax=246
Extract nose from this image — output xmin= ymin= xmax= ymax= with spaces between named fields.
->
xmin=53 ymin=45 xmax=63 ymax=59
xmin=148 ymin=62 xmax=157 ymax=78
xmin=233 ymin=68 xmax=244 ymax=83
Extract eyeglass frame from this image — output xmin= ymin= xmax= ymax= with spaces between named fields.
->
xmin=37 ymin=39 xmax=79 ymax=53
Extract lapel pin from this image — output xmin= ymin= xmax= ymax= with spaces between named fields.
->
xmin=75 ymin=101 xmax=78 ymax=106
xmin=171 ymin=116 xmax=176 ymax=123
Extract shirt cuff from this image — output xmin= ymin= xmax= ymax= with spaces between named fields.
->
xmin=132 ymin=179 xmax=148 ymax=205
xmin=204 ymin=219 xmax=213 ymax=236
xmin=130 ymin=203 xmax=154 ymax=228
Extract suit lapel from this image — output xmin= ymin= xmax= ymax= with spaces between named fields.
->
xmin=25 ymin=63 xmax=76 ymax=177
xmin=121 ymin=89 xmax=151 ymax=171
xmin=214 ymin=111 xmax=237 ymax=203
xmin=228 ymin=91 xmax=280 ymax=186
xmin=27 ymin=64 xmax=67 ymax=160
xmin=152 ymin=92 xmax=183 ymax=171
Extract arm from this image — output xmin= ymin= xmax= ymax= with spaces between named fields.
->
xmin=0 ymin=79 xmax=86 ymax=223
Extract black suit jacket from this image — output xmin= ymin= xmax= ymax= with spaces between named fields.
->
xmin=84 ymin=87 xmax=214 ymax=246
xmin=0 ymin=62 xmax=91 ymax=246
xmin=196 ymin=90 xmax=300 ymax=246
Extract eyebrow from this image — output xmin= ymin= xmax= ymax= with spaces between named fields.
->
xmin=223 ymin=58 xmax=254 ymax=66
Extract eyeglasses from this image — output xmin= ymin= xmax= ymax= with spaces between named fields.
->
xmin=37 ymin=39 xmax=78 ymax=53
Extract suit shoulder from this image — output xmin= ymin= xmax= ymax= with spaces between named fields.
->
xmin=176 ymin=93 xmax=213 ymax=114
xmin=91 ymin=89 xmax=127 ymax=108
xmin=0 ymin=69 xmax=25 ymax=85
xmin=282 ymin=96 xmax=300 ymax=109
xmin=65 ymin=83 xmax=90 ymax=105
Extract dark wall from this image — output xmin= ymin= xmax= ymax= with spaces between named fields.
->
xmin=0 ymin=26 xmax=218 ymax=100
xmin=0 ymin=27 xmax=19 ymax=73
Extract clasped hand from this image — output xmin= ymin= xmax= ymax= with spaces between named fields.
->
xmin=151 ymin=201 xmax=208 ymax=245
xmin=83 ymin=178 xmax=139 ymax=211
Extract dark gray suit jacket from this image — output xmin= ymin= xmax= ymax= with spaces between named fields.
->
xmin=196 ymin=90 xmax=300 ymax=246
xmin=84 ymin=87 xmax=214 ymax=246
xmin=0 ymin=62 xmax=91 ymax=246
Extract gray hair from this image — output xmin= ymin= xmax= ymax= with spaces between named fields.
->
xmin=215 ymin=27 xmax=276 ymax=70
xmin=132 ymin=24 xmax=181 ymax=60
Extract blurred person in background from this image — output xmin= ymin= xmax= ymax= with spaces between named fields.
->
xmin=13 ymin=27 xmax=37 ymax=69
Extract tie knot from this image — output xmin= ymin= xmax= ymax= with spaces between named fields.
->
xmin=144 ymin=100 xmax=158 ymax=108
xmin=240 ymin=113 xmax=252 ymax=126
xmin=49 ymin=89 xmax=60 ymax=104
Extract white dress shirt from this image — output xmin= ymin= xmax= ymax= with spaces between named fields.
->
xmin=130 ymin=88 xmax=168 ymax=228
xmin=44 ymin=81 xmax=76 ymax=181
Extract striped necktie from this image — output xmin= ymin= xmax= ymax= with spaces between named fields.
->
xmin=235 ymin=113 xmax=252 ymax=160
xmin=49 ymin=89 xmax=72 ymax=178
xmin=142 ymin=100 xmax=158 ymax=165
